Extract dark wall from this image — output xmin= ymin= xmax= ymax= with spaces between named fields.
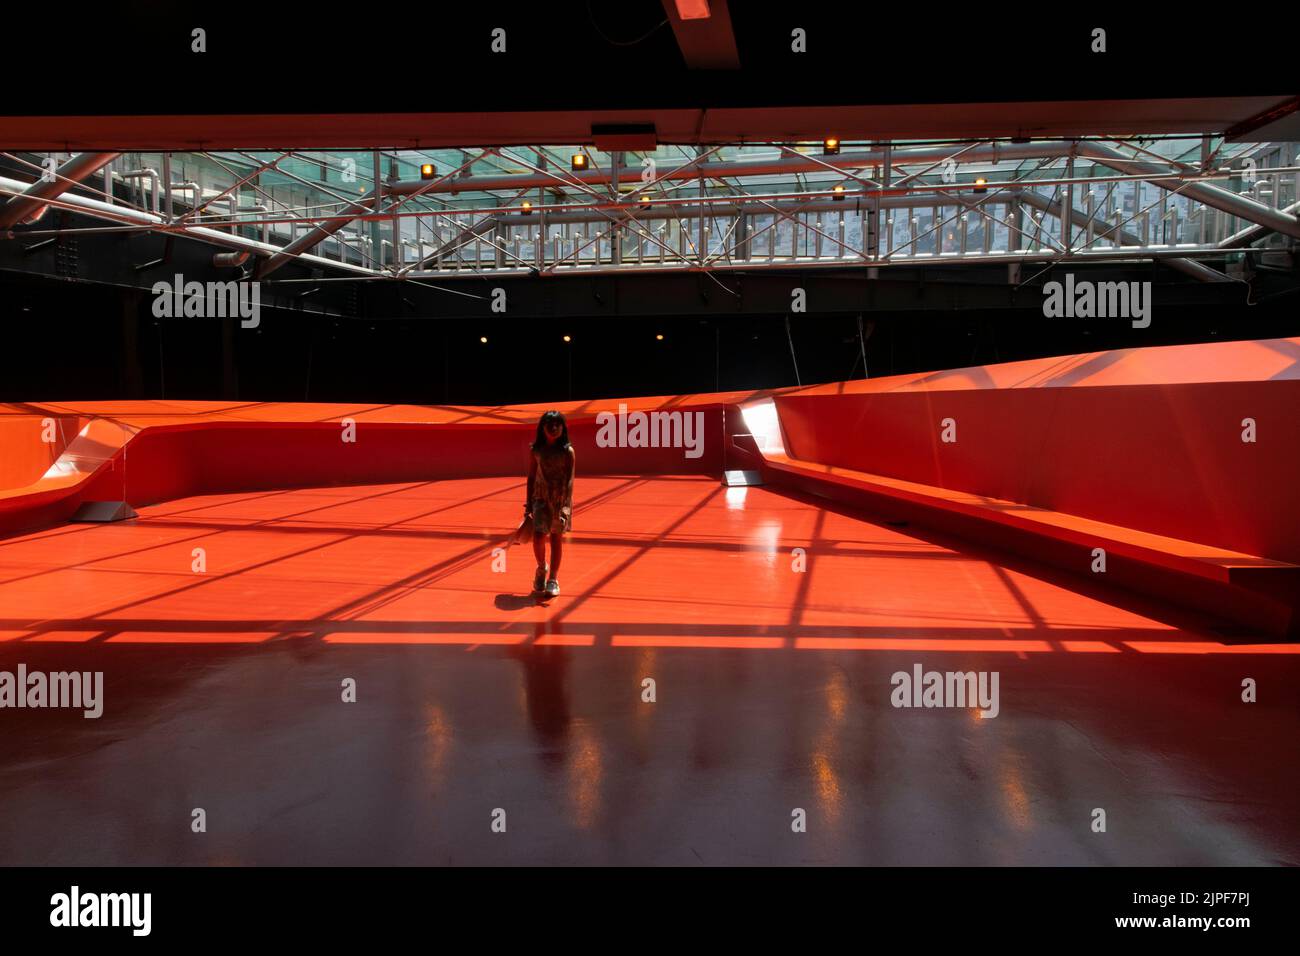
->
xmin=2 ymin=273 xmax=1298 ymax=405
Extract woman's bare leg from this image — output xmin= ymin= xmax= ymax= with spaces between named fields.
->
xmin=549 ymin=532 xmax=563 ymax=578
xmin=532 ymin=530 xmax=547 ymax=569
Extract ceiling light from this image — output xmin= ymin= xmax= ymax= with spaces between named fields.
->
xmin=675 ymin=0 xmax=711 ymax=18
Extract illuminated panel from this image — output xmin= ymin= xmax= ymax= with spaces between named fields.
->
xmin=675 ymin=0 xmax=711 ymax=19
xmin=739 ymin=398 xmax=785 ymax=455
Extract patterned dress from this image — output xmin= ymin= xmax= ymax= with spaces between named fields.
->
xmin=531 ymin=444 xmax=575 ymax=535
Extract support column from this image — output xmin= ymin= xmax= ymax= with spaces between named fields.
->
xmin=119 ymin=289 xmax=144 ymax=398
xmin=1061 ymin=152 xmax=1074 ymax=252
xmin=370 ymin=151 xmax=383 ymax=270
xmin=697 ymin=146 xmax=707 ymax=265
xmin=221 ymin=316 xmax=238 ymax=400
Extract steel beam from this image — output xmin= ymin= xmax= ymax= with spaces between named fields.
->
xmin=254 ymin=140 xmax=1300 ymax=275
xmin=1079 ymin=142 xmax=1300 ymax=240
xmin=1220 ymin=200 xmax=1300 ymax=248
xmin=0 ymin=173 xmax=374 ymax=276
xmin=1018 ymin=190 xmax=1232 ymax=281
xmin=0 ymin=152 xmax=120 ymax=228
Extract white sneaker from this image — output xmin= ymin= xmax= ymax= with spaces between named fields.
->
xmin=545 ymin=578 xmax=560 ymax=597
xmin=532 ymin=564 xmax=549 ymax=592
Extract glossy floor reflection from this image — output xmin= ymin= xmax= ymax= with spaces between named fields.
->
xmin=0 ymin=476 xmax=1297 ymax=864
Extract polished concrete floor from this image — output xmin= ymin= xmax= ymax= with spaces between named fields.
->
xmin=1 ymin=476 xmax=1297 ymax=865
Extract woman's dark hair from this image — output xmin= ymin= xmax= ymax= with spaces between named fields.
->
xmin=532 ymin=410 xmax=571 ymax=451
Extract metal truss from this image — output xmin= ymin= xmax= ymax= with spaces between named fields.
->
xmin=2 ymin=136 xmax=1297 ymax=283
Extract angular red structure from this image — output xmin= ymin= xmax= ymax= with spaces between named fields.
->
xmin=3 ymin=336 xmax=1297 ymax=637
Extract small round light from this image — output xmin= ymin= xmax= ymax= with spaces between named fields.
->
xmin=571 ymin=153 xmax=588 ymax=171
xmin=480 ymin=336 xmax=488 ymax=344
xmin=833 ymin=184 xmax=846 ymax=201
xmin=823 ymin=137 xmax=841 ymax=155
xmin=656 ymin=333 xmax=664 ymax=341
xmin=420 ymin=163 xmax=435 ymax=180
xmin=563 ymin=335 xmax=571 ymax=343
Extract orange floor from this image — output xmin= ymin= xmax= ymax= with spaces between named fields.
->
xmin=1 ymin=476 xmax=1298 ymax=864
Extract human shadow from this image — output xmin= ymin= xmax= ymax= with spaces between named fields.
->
xmin=506 ymin=642 xmax=571 ymax=771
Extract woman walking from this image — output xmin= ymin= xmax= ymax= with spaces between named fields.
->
xmin=522 ymin=410 xmax=575 ymax=597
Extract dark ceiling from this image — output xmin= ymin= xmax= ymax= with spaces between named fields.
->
xmin=1 ymin=2 xmax=1294 ymax=148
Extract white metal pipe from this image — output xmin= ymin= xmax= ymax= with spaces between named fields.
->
xmin=118 ymin=168 xmax=161 ymax=214
xmin=0 ymin=151 xmax=121 ymax=228
xmin=0 ymin=174 xmax=374 ymax=275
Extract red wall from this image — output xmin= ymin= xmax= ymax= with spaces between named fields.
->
xmin=0 ymin=415 xmax=86 ymax=490
xmin=75 ymin=413 xmax=727 ymax=507
xmin=776 ymin=380 xmax=1300 ymax=563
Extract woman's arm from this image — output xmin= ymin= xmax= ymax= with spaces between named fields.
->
xmin=525 ymin=447 xmax=537 ymax=509
xmin=565 ymin=446 xmax=576 ymax=507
